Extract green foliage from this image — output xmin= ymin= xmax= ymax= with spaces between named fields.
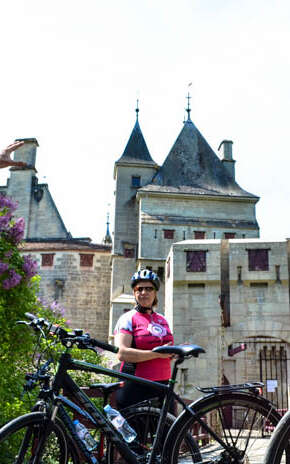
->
xmin=0 ymin=194 xmax=112 ymax=427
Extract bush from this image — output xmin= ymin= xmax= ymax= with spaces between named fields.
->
xmin=0 ymin=194 xmax=112 ymax=427
xmin=0 ymin=195 xmax=41 ymax=425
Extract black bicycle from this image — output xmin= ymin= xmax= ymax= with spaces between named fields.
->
xmin=264 ymin=408 xmax=290 ymax=464
xmin=0 ymin=313 xmax=282 ymax=464
xmin=15 ymin=351 xmax=197 ymax=464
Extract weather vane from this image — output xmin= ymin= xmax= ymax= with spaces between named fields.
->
xmin=136 ymin=98 xmax=139 ymax=120
xmin=186 ymin=82 xmax=192 ymax=120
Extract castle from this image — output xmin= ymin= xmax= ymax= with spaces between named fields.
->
xmin=2 ymin=102 xmax=290 ymax=408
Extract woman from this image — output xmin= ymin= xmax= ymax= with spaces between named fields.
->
xmin=114 ymin=269 xmax=174 ymax=410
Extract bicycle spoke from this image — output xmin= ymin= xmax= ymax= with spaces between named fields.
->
xmin=164 ymin=394 xmax=280 ymax=464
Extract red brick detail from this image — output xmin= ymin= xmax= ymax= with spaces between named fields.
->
xmin=164 ymin=229 xmax=174 ymax=239
xmin=80 ymin=254 xmax=94 ymax=267
xmin=41 ymin=253 xmax=54 ymax=267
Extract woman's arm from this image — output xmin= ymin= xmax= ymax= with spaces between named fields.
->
xmin=115 ymin=332 xmax=173 ymax=363
xmin=0 ymin=141 xmax=26 ymax=168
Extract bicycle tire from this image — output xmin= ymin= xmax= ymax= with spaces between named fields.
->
xmin=264 ymin=409 xmax=290 ymax=464
xmin=162 ymin=391 xmax=281 ymax=464
xmin=106 ymin=405 xmax=201 ymax=463
xmin=0 ymin=411 xmax=76 ymax=464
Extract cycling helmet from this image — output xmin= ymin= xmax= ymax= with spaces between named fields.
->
xmin=131 ymin=269 xmax=160 ymax=291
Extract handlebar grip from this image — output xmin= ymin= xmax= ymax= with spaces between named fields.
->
xmin=25 ymin=312 xmax=38 ymax=321
xmin=91 ymin=339 xmax=118 ymax=354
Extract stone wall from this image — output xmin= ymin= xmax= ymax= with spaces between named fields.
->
xmin=22 ymin=247 xmax=112 ymax=341
xmin=166 ymin=239 xmax=290 ymax=405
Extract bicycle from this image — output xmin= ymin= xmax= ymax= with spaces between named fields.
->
xmin=19 ymin=354 xmax=197 ymax=464
xmin=0 ymin=313 xmax=199 ymax=464
xmin=264 ymin=408 xmax=290 ymax=463
xmin=0 ymin=313 xmax=282 ymax=464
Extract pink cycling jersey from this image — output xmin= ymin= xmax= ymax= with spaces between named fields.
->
xmin=114 ymin=308 xmax=174 ymax=381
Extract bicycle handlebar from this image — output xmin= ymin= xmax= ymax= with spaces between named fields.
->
xmin=21 ymin=312 xmax=118 ymax=354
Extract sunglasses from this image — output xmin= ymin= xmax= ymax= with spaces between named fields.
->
xmin=134 ymin=286 xmax=155 ymax=293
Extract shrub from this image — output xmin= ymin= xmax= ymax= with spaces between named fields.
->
xmin=0 ymin=194 xmax=112 ymax=426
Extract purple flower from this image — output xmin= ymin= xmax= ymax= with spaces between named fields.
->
xmin=2 ymin=269 xmax=22 ymax=289
xmin=49 ymin=300 xmax=65 ymax=317
xmin=23 ymin=255 xmax=38 ymax=279
xmin=8 ymin=218 xmax=25 ymax=244
xmin=0 ymin=195 xmax=18 ymax=213
xmin=4 ymin=250 xmax=12 ymax=259
xmin=0 ymin=214 xmax=11 ymax=232
xmin=0 ymin=262 xmax=9 ymax=274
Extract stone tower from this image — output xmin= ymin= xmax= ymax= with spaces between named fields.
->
xmin=5 ymin=138 xmax=69 ymax=239
xmin=110 ymin=103 xmax=260 ymax=332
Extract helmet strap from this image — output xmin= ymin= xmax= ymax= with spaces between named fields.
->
xmin=136 ymin=303 xmax=153 ymax=314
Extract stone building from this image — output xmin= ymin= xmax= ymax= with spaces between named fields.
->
xmin=166 ymin=238 xmax=290 ymax=409
xmin=0 ymin=138 xmax=112 ymax=338
xmin=110 ymin=105 xmax=260 ymax=330
xmin=110 ymin=103 xmax=290 ymax=409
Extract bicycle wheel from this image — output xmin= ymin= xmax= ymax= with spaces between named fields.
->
xmin=264 ymin=409 xmax=290 ymax=464
xmin=106 ymin=405 xmax=201 ymax=463
xmin=0 ymin=411 xmax=73 ymax=464
xmin=162 ymin=391 xmax=281 ymax=464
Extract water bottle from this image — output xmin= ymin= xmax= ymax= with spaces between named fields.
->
xmin=104 ymin=404 xmax=137 ymax=442
xmin=73 ymin=419 xmax=98 ymax=452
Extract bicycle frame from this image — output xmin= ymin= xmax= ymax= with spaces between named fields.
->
xmin=50 ymin=350 xmax=176 ymax=464
xmin=49 ymin=349 xmax=254 ymax=464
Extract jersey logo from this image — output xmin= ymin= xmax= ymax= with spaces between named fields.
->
xmin=147 ymin=322 xmax=167 ymax=338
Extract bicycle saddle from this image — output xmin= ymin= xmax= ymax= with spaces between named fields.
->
xmin=152 ymin=344 xmax=205 ymax=357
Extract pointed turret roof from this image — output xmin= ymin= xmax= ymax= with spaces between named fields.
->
xmin=116 ymin=107 xmax=157 ymax=166
xmin=140 ymin=116 xmax=258 ymax=199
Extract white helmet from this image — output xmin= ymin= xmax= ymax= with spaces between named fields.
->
xmin=131 ymin=269 xmax=160 ymax=290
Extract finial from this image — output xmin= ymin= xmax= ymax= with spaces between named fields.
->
xmin=136 ymin=99 xmax=139 ymax=120
xmin=185 ymin=82 xmax=192 ymax=121
xmin=103 ymin=205 xmax=112 ymax=245
xmin=186 ymin=92 xmax=191 ymax=120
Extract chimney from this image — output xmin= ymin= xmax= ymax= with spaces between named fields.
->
xmin=13 ymin=138 xmax=39 ymax=170
xmin=218 ymin=140 xmax=235 ymax=180
xmin=7 ymin=138 xmax=39 ymax=237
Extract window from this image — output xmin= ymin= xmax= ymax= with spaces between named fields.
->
xmin=166 ymin=258 xmax=170 ymax=278
xmin=131 ymin=176 xmax=141 ymax=187
xmin=224 ymin=232 xmax=236 ymax=239
xmin=186 ymin=251 xmax=207 ymax=272
xmin=164 ymin=229 xmax=174 ymax=239
xmin=188 ymin=283 xmax=205 ymax=289
xmin=237 ymin=266 xmax=243 ymax=284
xmin=41 ymin=253 xmax=54 ymax=267
xmin=276 ymin=265 xmax=281 ymax=283
xmin=80 ymin=254 xmax=94 ymax=267
xmin=124 ymin=248 xmax=135 ymax=258
xmin=248 ymin=249 xmax=269 ymax=271
xmin=157 ymin=266 xmax=164 ymax=281
xmin=194 ymin=231 xmax=205 ymax=239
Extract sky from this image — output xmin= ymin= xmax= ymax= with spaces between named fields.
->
xmin=0 ymin=0 xmax=289 ymax=243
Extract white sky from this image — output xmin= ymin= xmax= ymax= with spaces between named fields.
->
xmin=0 ymin=0 xmax=289 ymax=243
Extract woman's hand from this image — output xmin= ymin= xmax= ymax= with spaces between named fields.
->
xmin=0 ymin=141 xmax=26 ymax=168
xmin=115 ymin=333 xmax=174 ymax=363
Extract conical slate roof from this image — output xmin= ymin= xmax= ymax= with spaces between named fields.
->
xmin=140 ymin=118 xmax=258 ymax=199
xmin=116 ymin=119 xmax=156 ymax=166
